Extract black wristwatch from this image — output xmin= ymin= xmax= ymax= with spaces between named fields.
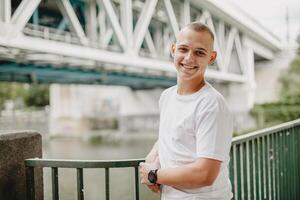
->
xmin=148 ymin=169 xmax=159 ymax=184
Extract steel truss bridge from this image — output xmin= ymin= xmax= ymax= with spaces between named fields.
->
xmin=0 ymin=0 xmax=281 ymax=89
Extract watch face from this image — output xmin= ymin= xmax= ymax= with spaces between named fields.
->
xmin=148 ymin=170 xmax=157 ymax=184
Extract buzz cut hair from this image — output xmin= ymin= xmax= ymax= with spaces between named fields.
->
xmin=183 ymin=22 xmax=215 ymax=41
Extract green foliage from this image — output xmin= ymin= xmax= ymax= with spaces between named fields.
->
xmin=279 ymin=56 xmax=300 ymax=102
xmin=251 ymin=34 xmax=300 ymax=127
xmin=24 ymin=84 xmax=49 ymax=107
xmin=0 ymin=82 xmax=49 ymax=109
xmin=251 ymin=62 xmax=300 ymax=127
xmin=251 ymin=102 xmax=300 ymax=127
xmin=297 ymin=32 xmax=300 ymax=55
xmin=0 ymin=82 xmax=27 ymax=109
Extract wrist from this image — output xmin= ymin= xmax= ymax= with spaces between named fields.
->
xmin=148 ymin=169 xmax=159 ymax=184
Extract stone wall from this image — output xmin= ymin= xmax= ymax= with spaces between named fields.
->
xmin=0 ymin=131 xmax=43 ymax=200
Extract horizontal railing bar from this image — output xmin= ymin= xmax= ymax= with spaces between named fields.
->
xmin=25 ymin=158 xmax=145 ymax=168
xmin=232 ymin=119 xmax=300 ymax=145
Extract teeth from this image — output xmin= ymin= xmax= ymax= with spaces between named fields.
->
xmin=181 ymin=64 xmax=196 ymax=69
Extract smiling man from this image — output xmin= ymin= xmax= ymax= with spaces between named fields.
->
xmin=139 ymin=22 xmax=233 ymax=200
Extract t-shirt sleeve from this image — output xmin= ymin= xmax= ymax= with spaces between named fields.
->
xmin=195 ymin=108 xmax=233 ymax=162
xmin=158 ymin=89 xmax=167 ymax=112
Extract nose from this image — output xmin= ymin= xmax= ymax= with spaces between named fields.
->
xmin=183 ymin=51 xmax=195 ymax=63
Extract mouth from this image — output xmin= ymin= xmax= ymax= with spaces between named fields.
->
xmin=180 ymin=63 xmax=198 ymax=70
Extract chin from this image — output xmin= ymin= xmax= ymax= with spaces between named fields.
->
xmin=179 ymin=74 xmax=195 ymax=81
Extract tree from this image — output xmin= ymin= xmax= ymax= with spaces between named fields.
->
xmin=0 ymin=83 xmax=26 ymax=109
xmin=297 ymin=31 xmax=300 ymax=55
xmin=251 ymin=33 xmax=300 ymax=128
xmin=0 ymin=82 xmax=49 ymax=110
xmin=24 ymin=84 xmax=49 ymax=107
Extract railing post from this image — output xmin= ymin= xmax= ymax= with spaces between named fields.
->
xmin=105 ymin=168 xmax=109 ymax=200
xmin=26 ymin=166 xmax=35 ymax=200
xmin=77 ymin=168 xmax=84 ymax=200
xmin=51 ymin=167 xmax=59 ymax=200
xmin=134 ymin=167 xmax=139 ymax=200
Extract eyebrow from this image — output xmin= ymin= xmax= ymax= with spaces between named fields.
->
xmin=177 ymin=44 xmax=208 ymax=53
xmin=195 ymin=48 xmax=208 ymax=53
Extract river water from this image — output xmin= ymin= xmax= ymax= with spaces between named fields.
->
xmin=43 ymin=134 xmax=160 ymax=200
xmin=0 ymin=111 xmax=160 ymax=199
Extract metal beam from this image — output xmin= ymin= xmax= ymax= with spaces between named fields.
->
xmin=85 ymin=0 xmax=98 ymax=44
xmin=0 ymin=35 xmax=247 ymax=82
xmin=98 ymin=0 xmax=127 ymax=51
xmin=55 ymin=0 xmax=88 ymax=45
xmin=132 ymin=0 xmax=158 ymax=55
xmin=103 ymin=28 xmax=114 ymax=48
xmin=145 ymin=30 xmax=158 ymax=57
xmin=120 ymin=0 xmax=133 ymax=47
xmin=182 ymin=0 xmax=190 ymax=25
xmin=234 ymin=34 xmax=246 ymax=74
xmin=57 ymin=4 xmax=80 ymax=31
xmin=10 ymin=0 xmax=41 ymax=32
xmin=217 ymin=21 xmax=225 ymax=54
xmin=97 ymin=4 xmax=106 ymax=45
xmin=243 ymin=38 xmax=274 ymax=60
xmin=163 ymin=0 xmax=179 ymax=38
xmin=0 ymin=63 xmax=176 ymax=88
xmin=224 ymin=27 xmax=237 ymax=71
xmin=190 ymin=0 xmax=281 ymax=51
xmin=0 ymin=0 xmax=11 ymax=23
xmin=202 ymin=11 xmax=224 ymax=71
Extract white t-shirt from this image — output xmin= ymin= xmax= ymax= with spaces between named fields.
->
xmin=158 ymin=82 xmax=233 ymax=200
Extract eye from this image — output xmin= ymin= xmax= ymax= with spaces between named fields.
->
xmin=195 ymin=51 xmax=205 ymax=56
xmin=178 ymin=47 xmax=188 ymax=52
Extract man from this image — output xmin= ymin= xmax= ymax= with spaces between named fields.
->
xmin=139 ymin=22 xmax=233 ymax=200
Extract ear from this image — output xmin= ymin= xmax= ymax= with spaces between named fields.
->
xmin=170 ymin=43 xmax=176 ymax=57
xmin=208 ymin=51 xmax=217 ymax=65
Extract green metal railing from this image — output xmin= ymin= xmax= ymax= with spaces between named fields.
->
xmin=25 ymin=119 xmax=300 ymax=200
xmin=229 ymin=119 xmax=300 ymax=200
xmin=25 ymin=159 xmax=144 ymax=200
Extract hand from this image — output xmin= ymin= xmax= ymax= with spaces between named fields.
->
xmin=147 ymin=184 xmax=161 ymax=193
xmin=139 ymin=162 xmax=157 ymax=185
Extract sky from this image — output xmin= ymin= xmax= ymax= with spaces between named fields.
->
xmin=227 ymin=0 xmax=300 ymax=45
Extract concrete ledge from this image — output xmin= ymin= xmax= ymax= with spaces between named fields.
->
xmin=0 ymin=131 xmax=43 ymax=200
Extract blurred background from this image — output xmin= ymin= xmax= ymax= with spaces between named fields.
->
xmin=0 ymin=0 xmax=299 ymax=199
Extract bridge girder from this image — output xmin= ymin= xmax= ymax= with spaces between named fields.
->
xmin=0 ymin=0 xmax=281 ymax=86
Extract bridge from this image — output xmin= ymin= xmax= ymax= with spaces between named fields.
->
xmin=0 ymin=0 xmax=281 ymax=87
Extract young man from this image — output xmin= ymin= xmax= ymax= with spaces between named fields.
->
xmin=139 ymin=22 xmax=233 ymax=200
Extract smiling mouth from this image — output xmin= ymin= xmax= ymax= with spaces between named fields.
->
xmin=180 ymin=64 xmax=198 ymax=70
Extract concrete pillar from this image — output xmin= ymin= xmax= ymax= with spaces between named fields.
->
xmin=0 ymin=131 xmax=43 ymax=200
xmin=50 ymin=84 xmax=163 ymax=134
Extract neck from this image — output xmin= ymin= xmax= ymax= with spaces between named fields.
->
xmin=177 ymin=78 xmax=206 ymax=95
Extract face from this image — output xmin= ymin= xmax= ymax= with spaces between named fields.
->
xmin=171 ymin=28 xmax=217 ymax=82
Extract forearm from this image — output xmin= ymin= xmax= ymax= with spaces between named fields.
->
xmin=156 ymin=160 xmax=220 ymax=189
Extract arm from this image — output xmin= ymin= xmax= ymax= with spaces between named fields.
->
xmin=140 ymin=158 xmax=221 ymax=189
xmin=145 ymin=140 xmax=159 ymax=165
xmin=144 ymin=140 xmax=161 ymax=193
xmin=157 ymin=158 xmax=221 ymax=189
